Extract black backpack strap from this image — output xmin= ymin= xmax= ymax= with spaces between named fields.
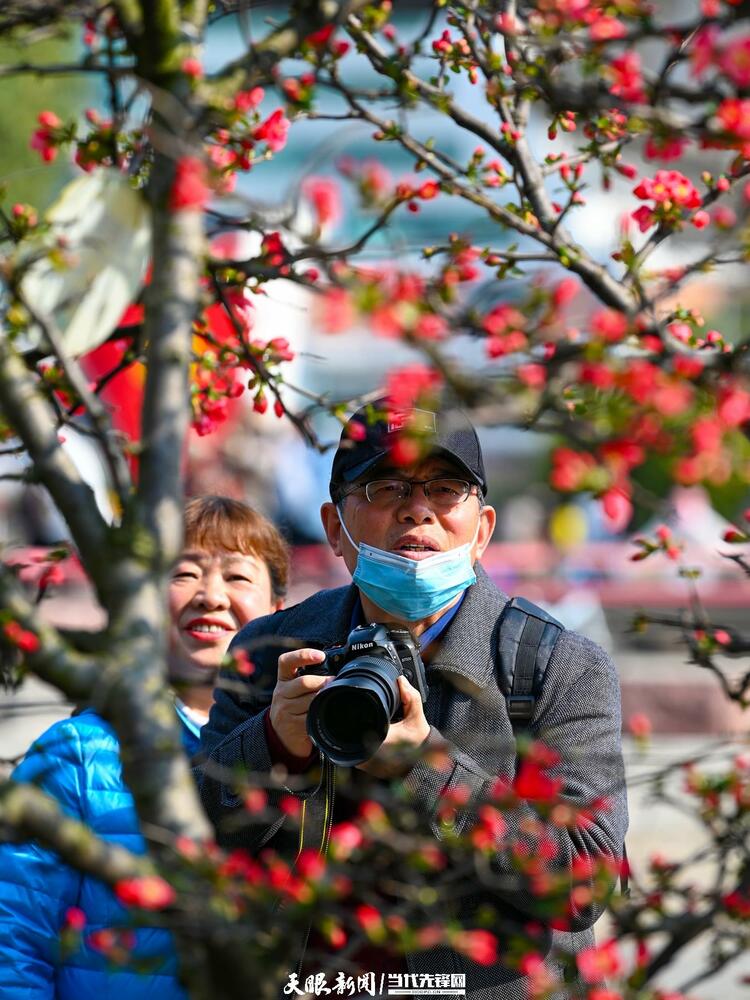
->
xmin=497 ymin=597 xmax=630 ymax=897
xmin=497 ymin=596 xmax=563 ymax=730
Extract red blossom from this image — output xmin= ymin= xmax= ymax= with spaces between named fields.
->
xmin=253 ymin=109 xmax=290 ymax=152
xmin=715 ymin=98 xmax=750 ymax=142
xmin=634 ymin=170 xmax=701 ymax=210
xmin=417 ymin=180 xmax=440 ymax=200
xmin=3 ymin=621 xmax=40 ymax=653
xmin=644 ymin=134 xmax=688 ymax=162
xmin=552 ymin=277 xmax=579 ymax=309
xmin=589 ymin=16 xmax=626 ymax=41
xmin=319 ymin=287 xmax=356 ymax=333
xmin=305 ymin=24 xmax=335 ymax=48
xmin=30 ymin=110 xmax=62 ymax=162
xmin=355 ymin=903 xmax=383 ymax=934
xmin=234 ymin=87 xmax=264 ymax=112
xmin=169 ymin=157 xmax=209 ymax=212
xmin=600 ymin=488 xmax=632 ymax=532
xmin=576 ymin=939 xmax=623 ymax=983
xmin=550 ymin=448 xmax=596 ymax=492
xmin=296 ymin=848 xmax=326 ymax=881
xmin=628 ymin=712 xmax=652 ymax=739
xmin=453 ymin=930 xmax=498 ymax=966
xmin=303 ymin=176 xmax=342 ymax=228
xmin=385 ymin=364 xmax=442 ymax=411
xmin=513 ymin=761 xmax=563 ymax=802
xmin=114 ymin=875 xmax=176 ymax=910
xmin=63 ymin=907 xmax=87 ymax=932
xmin=719 ymin=36 xmax=750 ymax=88
xmin=591 ymin=309 xmax=628 ymax=343
xmin=518 ymin=364 xmax=546 ymax=389
xmin=608 ymin=52 xmax=646 ymax=103
xmin=181 ymin=57 xmax=203 ymax=78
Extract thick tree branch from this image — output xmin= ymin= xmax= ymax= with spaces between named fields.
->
xmin=0 ymin=340 xmax=112 ymax=597
xmin=19 ymin=296 xmax=132 ymax=508
xmin=0 ymin=563 xmax=100 ymax=700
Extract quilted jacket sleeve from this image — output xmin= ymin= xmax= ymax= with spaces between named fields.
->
xmin=0 ymin=720 xmax=87 ymax=998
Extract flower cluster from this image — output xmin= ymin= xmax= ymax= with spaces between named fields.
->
xmin=632 ymin=170 xmax=705 ymax=232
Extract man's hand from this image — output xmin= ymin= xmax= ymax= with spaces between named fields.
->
xmin=269 ymin=648 xmax=330 ymax=758
xmin=356 ymin=675 xmax=431 ymax=779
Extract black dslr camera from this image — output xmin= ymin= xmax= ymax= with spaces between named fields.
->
xmin=299 ymin=623 xmax=428 ymax=766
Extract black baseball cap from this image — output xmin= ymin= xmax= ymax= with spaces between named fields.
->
xmin=329 ymin=400 xmax=487 ymax=499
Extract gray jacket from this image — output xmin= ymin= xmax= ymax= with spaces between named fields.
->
xmin=198 ymin=566 xmax=628 ymax=1000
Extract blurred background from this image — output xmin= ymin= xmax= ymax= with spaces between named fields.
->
xmin=1 ymin=4 xmax=749 ymax=995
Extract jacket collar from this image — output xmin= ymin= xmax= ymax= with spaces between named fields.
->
xmin=428 ymin=563 xmax=509 ymax=688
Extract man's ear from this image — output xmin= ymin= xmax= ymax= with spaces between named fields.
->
xmin=320 ymin=501 xmax=343 ymax=557
xmin=474 ymin=503 xmax=497 ymax=561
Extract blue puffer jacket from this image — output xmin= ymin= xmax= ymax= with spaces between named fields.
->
xmin=0 ymin=706 xmax=200 ymax=999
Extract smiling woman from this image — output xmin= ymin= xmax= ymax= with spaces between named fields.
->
xmin=168 ymin=496 xmax=290 ymax=716
xmin=0 ymin=495 xmax=290 ymax=1000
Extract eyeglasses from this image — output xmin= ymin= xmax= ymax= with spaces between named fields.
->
xmin=343 ymin=478 xmax=476 ymax=509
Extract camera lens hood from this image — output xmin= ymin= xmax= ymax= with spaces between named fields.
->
xmin=306 ymin=655 xmax=401 ymax=766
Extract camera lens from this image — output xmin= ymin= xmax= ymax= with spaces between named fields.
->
xmin=306 ymin=656 xmax=401 ymax=766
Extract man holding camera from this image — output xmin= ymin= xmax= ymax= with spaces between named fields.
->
xmin=198 ymin=402 xmax=628 ymax=999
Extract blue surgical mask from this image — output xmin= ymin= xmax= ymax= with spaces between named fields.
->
xmin=338 ymin=507 xmax=479 ymax=621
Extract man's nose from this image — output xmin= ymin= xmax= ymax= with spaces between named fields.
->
xmin=397 ymin=484 xmax=435 ymax=522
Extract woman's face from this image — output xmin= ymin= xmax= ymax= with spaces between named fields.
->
xmin=167 ymin=547 xmax=281 ymax=684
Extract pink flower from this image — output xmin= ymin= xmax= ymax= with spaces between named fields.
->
xmin=576 ymin=939 xmax=623 ymax=983
xmin=634 ymin=170 xmax=701 ymax=209
xmin=719 ymin=36 xmax=750 ymax=88
xmin=114 ymin=876 xmax=176 ymax=911
xmin=3 ymin=621 xmax=40 ymax=653
xmin=513 ymin=761 xmax=563 ymax=802
xmin=609 ymin=51 xmax=646 ymax=103
xmin=591 ymin=309 xmax=628 ymax=343
xmin=550 ymin=448 xmax=596 ymax=492
xmin=453 ymin=930 xmax=498 ymax=966
xmin=691 ymin=209 xmax=710 ymax=229
xmin=552 ymin=277 xmax=579 ymax=308
xmin=302 ymin=176 xmax=342 ymax=228
xmin=181 ymin=57 xmax=203 ymax=78
xmin=318 ymin=287 xmax=356 ymax=333
xmin=517 ymin=364 xmax=546 ymax=389
xmin=234 ymin=87 xmax=264 ymax=112
xmin=63 ymin=907 xmax=87 ymax=932
xmin=631 ymin=205 xmax=655 ymax=232
xmin=690 ymin=26 xmax=718 ymax=77
xmin=253 ymin=109 xmax=290 ymax=152
xmin=644 ymin=135 xmax=688 ymax=162
xmin=589 ymin=16 xmax=627 ymax=41
xmin=715 ymin=98 xmax=750 ymax=141
xmin=601 ymin=487 xmax=632 ymax=532
xmin=30 ymin=110 xmax=62 ymax=163
xmin=628 ymin=712 xmax=652 ymax=739
xmin=385 ymin=363 xmax=442 ymax=410
xmin=169 ymin=157 xmax=209 ymax=211
xmin=414 ymin=313 xmax=447 ymax=340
